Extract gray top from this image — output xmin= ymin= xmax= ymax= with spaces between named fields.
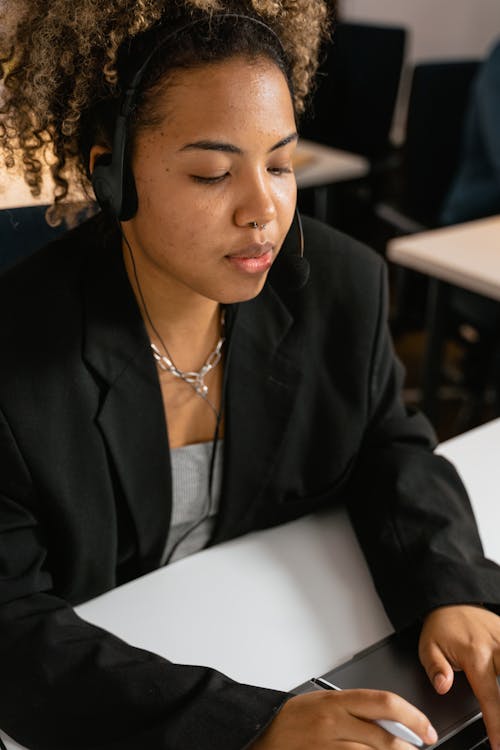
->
xmin=161 ymin=439 xmax=223 ymax=565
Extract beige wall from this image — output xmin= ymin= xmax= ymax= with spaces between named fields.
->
xmin=341 ymin=0 xmax=500 ymax=62
xmin=339 ymin=0 xmax=500 ymax=142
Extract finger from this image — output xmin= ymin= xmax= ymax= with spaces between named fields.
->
xmin=343 ymin=690 xmax=438 ymax=746
xmin=419 ymin=639 xmax=455 ymax=694
xmin=463 ymin=655 xmax=500 ymax=750
xmin=341 ymin=713 xmax=434 ymax=750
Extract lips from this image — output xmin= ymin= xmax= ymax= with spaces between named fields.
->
xmin=225 ymin=242 xmax=275 ymax=275
xmin=226 ymin=241 xmax=275 ymax=259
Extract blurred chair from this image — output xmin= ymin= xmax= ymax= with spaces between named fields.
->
xmin=0 ymin=204 xmax=70 ymax=272
xmin=375 ymin=60 xmax=481 ymax=331
xmin=376 ymin=59 xmax=500 ymax=430
xmin=297 ymin=21 xmax=407 ymax=238
xmin=436 ymin=41 xmax=500 ymax=427
xmin=300 ymin=21 xmax=407 ymax=161
xmin=377 ymin=60 xmax=480 ymax=233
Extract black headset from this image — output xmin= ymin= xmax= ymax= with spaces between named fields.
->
xmin=92 ymin=14 xmax=288 ymax=221
xmin=91 ymin=13 xmax=309 ymax=288
xmin=91 ymin=19 xmax=196 ymax=221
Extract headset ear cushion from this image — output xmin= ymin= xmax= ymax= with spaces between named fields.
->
xmin=119 ymin=159 xmax=139 ymax=222
xmin=91 ymin=153 xmax=116 ymax=214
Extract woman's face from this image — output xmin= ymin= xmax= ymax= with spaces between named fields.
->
xmin=122 ymin=55 xmax=298 ymax=305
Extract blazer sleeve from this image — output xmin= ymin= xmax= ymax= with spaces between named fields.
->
xmin=0 ymin=409 xmax=288 ymax=750
xmin=345 ymin=261 xmax=500 ymax=632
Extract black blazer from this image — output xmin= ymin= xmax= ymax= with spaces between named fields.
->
xmin=0 ymin=213 xmax=499 ymax=749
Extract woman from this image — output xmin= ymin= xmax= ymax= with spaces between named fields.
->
xmin=0 ymin=3 xmax=500 ymax=749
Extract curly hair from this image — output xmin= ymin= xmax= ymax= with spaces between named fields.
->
xmin=0 ymin=1 xmax=334 ymax=225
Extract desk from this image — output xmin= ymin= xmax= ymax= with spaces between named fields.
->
xmin=386 ymin=216 xmax=500 ymax=301
xmin=3 ymin=416 xmax=499 ymax=750
xmin=386 ymin=216 xmax=500 ymax=419
xmin=0 ymin=168 xmax=58 ymax=210
xmin=295 ymin=139 xmax=369 ymax=221
xmin=0 ymin=168 xmax=87 ymax=218
xmin=295 ymin=139 xmax=369 ymax=189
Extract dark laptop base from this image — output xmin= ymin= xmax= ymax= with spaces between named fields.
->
xmin=293 ymin=632 xmax=488 ymax=749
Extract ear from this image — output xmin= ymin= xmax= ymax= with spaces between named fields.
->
xmin=89 ymin=145 xmax=112 ymax=175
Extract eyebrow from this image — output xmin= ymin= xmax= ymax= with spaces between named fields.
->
xmin=179 ymin=132 xmax=299 ymax=155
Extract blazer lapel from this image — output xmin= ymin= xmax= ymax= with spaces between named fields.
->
xmin=82 ymin=225 xmax=170 ymax=573
xmin=212 ymin=283 xmax=303 ymax=543
xmin=80 ymin=216 xmax=304 ymax=558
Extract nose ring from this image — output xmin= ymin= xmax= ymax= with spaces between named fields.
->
xmin=249 ymin=221 xmax=267 ymax=230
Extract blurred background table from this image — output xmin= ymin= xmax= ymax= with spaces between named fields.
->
xmin=294 ymin=139 xmax=369 ymax=221
xmin=387 ymin=216 xmax=500 ymax=422
xmin=387 ymin=216 xmax=500 ymax=299
xmin=0 ymin=168 xmax=55 ymax=210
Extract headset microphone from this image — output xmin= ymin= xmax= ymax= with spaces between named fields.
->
xmin=283 ymin=253 xmax=310 ymax=290
xmin=288 ymin=208 xmax=310 ymax=289
xmin=268 ymin=208 xmax=310 ymax=291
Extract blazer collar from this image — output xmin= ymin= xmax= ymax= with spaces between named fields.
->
xmin=80 ymin=214 xmax=304 ymax=563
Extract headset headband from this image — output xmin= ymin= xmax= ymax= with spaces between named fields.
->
xmin=92 ymin=13 xmax=287 ymax=220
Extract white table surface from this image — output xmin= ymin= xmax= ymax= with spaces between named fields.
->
xmin=386 ymin=215 xmax=500 ymax=301
xmin=3 ymin=417 xmax=499 ymax=750
xmin=0 ymin=167 xmax=57 ymax=210
xmin=75 ymin=417 xmax=500 ymax=688
xmin=0 ymin=169 xmax=88 ymax=211
xmin=0 ymin=139 xmax=368 ymax=211
xmin=294 ymin=138 xmax=369 ymax=189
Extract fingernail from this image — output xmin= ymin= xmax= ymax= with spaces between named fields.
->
xmin=426 ymin=725 xmax=438 ymax=745
xmin=433 ymin=673 xmax=447 ymax=692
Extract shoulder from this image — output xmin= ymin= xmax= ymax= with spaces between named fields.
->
xmin=477 ymin=39 xmax=500 ymax=90
xmin=487 ymin=39 xmax=500 ymax=65
xmin=265 ymin=215 xmax=387 ymax=342
xmin=0 ymin=211 xmax=117 ymax=345
xmin=0 ymin=211 xmax=115 ymax=306
xmin=301 ymin=214 xmax=382 ymax=266
xmin=300 ymin=214 xmax=385 ymax=299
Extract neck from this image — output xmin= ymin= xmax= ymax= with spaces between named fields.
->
xmin=120 ymin=237 xmax=224 ymax=378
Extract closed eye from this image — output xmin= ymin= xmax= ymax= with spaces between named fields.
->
xmin=191 ymin=173 xmax=229 ymax=184
xmin=268 ymin=166 xmax=293 ymax=176
xmin=191 ymin=165 xmax=293 ymax=184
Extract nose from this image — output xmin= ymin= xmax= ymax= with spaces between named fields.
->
xmin=233 ymin=169 xmax=278 ymax=229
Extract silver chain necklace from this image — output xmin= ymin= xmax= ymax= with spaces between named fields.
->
xmin=119 ymin=226 xmax=225 ymax=415
xmin=150 ymin=309 xmax=225 ymax=406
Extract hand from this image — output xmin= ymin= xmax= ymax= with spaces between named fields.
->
xmin=419 ymin=605 xmax=500 ymax=749
xmin=249 ymin=689 xmax=437 ymax=750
